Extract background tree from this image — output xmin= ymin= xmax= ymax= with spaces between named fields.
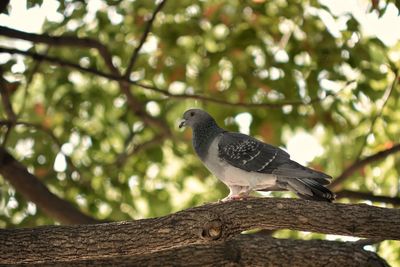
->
xmin=0 ymin=0 xmax=399 ymax=265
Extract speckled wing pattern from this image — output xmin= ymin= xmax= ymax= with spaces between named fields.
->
xmin=217 ymin=132 xmax=290 ymax=174
xmin=217 ymin=132 xmax=332 ymax=183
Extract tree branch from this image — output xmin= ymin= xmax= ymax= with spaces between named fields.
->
xmin=333 ymin=69 xmax=399 ymax=190
xmin=0 ymin=71 xmax=17 ymax=147
xmin=0 ymin=147 xmax=99 ymax=225
xmin=124 ymin=0 xmax=168 ymax=78
xmin=352 ymin=68 xmax=399 ymax=170
xmin=0 ymin=119 xmax=101 ymax=199
xmin=0 ymin=46 xmax=338 ymax=109
xmin=330 ymin=143 xmax=400 ymax=191
xmin=336 ymin=189 xmax=400 ymax=206
xmin=0 ymin=46 xmax=117 ymax=81
xmin=115 ymin=134 xmax=165 ymax=167
xmin=24 ymin=235 xmax=388 ymax=266
xmin=0 ymin=26 xmax=115 ymax=71
xmin=0 ymin=28 xmax=172 ymax=136
xmin=0 ymin=198 xmax=398 ymax=264
xmin=0 ymin=0 xmax=10 ymax=14
xmin=0 ymin=120 xmax=62 ymax=148
xmin=0 ymin=73 xmax=17 ymax=121
xmin=16 ymin=46 xmax=48 ymax=119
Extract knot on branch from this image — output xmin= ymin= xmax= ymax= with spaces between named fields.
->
xmin=201 ymin=219 xmax=223 ymax=240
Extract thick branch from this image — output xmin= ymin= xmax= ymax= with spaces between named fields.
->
xmin=0 ymin=46 xmax=335 ymax=109
xmin=336 ymin=189 xmax=400 ymax=206
xmin=330 ymin=144 xmax=400 ymax=190
xmin=124 ymin=0 xmax=168 ymax=77
xmin=0 ymin=119 xmax=95 ymax=194
xmin=29 ymin=235 xmax=388 ymax=266
xmin=0 ymin=147 xmax=99 ymax=225
xmin=0 ymin=198 xmax=398 ymax=264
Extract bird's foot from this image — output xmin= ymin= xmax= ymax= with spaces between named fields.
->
xmin=220 ymin=194 xmax=249 ymax=202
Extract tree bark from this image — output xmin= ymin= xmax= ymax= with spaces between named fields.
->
xmin=0 ymin=148 xmax=99 ymax=225
xmin=0 ymin=197 xmax=399 ymax=264
xmin=26 ymin=235 xmax=388 ymax=266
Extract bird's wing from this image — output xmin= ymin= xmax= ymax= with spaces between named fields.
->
xmin=217 ymin=132 xmax=331 ymax=182
xmin=217 ymin=132 xmax=289 ymax=173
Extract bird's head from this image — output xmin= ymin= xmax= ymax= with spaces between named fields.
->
xmin=179 ymin=109 xmax=216 ymax=129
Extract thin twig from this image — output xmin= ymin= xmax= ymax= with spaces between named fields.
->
xmin=16 ymin=47 xmax=48 ymax=119
xmin=336 ymin=189 xmax=400 ymax=206
xmin=115 ymin=134 xmax=166 ymax=167
xmin=1 ymin=126 xmax=13 ymax=148
xmin=112 ymin=0 xmax=170 ymax=138
xmin=329 ymin=144 xmax=400 ymax=190
xmin=0 ymin=47 xmax=347 ymax=109
xmin=0 ymin=47 xmax=116 ymax=80
xmin=353 ymin=68 xmax=399 ymax=163
xmin=124 ymin=0 xmax=168 ymax=78
xmin=0 ymin=71 xmax=17 ymax=147
xmin=276 ymin=17 xmax=302 ymax=51
xmin=331 ymin=69 xmax=399 ymax=190
xmin=0 ymin=26 xmax=115 ymax=71
xmin=0 ymin=78 xmax=16 ymax=121
xmin=0 ymin=120 xmax=61 ymax=146
xmin=0 ymin=27 xmax=171 ymax=135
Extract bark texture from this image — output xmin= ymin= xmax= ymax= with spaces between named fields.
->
xmin=0 ymin=197 xmax=399 ymax=264
xmin=26 ymin=235 xmax=388 ymax=267
xmin=0 ymin=148 xmax=99 ymax=225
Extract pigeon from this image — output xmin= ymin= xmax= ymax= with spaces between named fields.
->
xmin=179 ymin=108 xmax=335 ymax=202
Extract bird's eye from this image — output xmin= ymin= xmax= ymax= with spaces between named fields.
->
xmin=190 ymin=112 xmax=195 ymax=117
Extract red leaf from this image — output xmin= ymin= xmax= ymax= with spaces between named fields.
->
xmin=34 ymin=103 xmax=46 ymax=117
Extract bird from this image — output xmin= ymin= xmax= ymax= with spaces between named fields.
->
xmin=179 ymin=108 xmax=335 ymax=202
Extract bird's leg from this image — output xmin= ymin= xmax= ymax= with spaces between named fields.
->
xmin=221 ymin=186 xmax=250 ymax=202
xmin=238 ymin=187 xmax=251 ymax=199
xmin=220 ymin=185 xmax=240 ymax=202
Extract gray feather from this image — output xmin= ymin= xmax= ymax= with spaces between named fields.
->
xmin=218 ymin=132 xmax=331 ymax=183
xmin=218 ymin=132 xmax=290 ymax=173
xmin=285 ymin=178 xmax=335 ymax=202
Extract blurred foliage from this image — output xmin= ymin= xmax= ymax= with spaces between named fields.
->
xmin=0 ymin=0 xmax=399 ymax=265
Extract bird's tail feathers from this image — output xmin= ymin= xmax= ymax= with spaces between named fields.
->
xmin=286 ymin=178 xmax=335 ymax=202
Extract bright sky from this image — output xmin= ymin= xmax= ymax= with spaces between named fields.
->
xmin=319 ymin=0 xmax=400 ymax=46
xmin=1 ymin=0 xmax=399 ymax=168
xmin=1 ymin=0 xmax=400 ymax=45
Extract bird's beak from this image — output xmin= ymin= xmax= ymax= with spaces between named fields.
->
xmin=179 ymin=119 xmax=187 ymax=128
